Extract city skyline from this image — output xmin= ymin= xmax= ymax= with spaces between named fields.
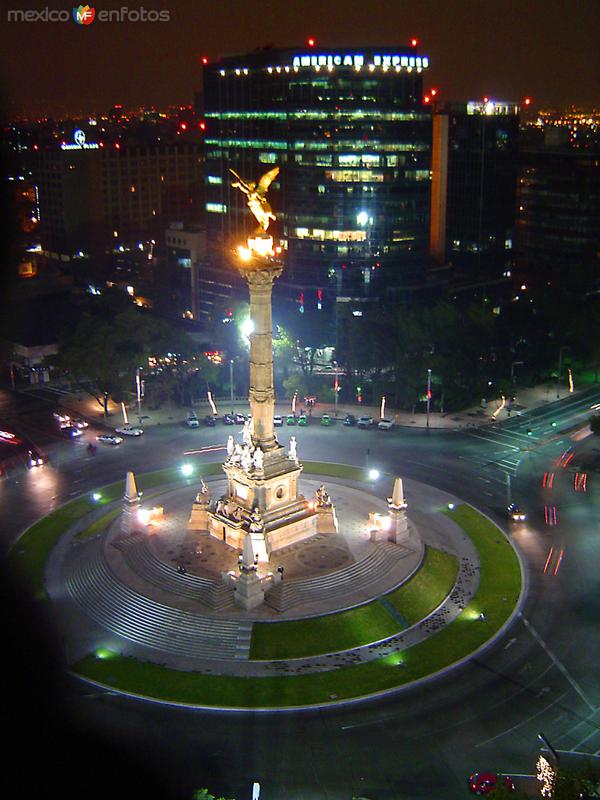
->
xmin=0 ymin=0 xmax=599 ymax=116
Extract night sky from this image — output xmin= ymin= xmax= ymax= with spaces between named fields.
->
xmin=0 ymin=0 xmax=599 ymax=116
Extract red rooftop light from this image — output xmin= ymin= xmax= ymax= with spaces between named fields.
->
xmin=201 ymin=56 xmax=208 ymax=65
xmin=524 ymin=97 xmax=532 ymax=105
xmin=410 ymin=37 xmax=418 ymax=47
xmin=430 ymin=87 xmax=438 ymax=96
xmin=307 ymin=36 xmax=316 ymax=47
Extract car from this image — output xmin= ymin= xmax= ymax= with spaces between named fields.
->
xmin=61 ymin=425 xmax=81 ymax=438
xmin=223 ymin=414 xmax=235 ymax=425
xmin=357 ymin=416 xmax=374 ymax=429
xmin=377 ymin=418 xmax=394 ymax=430
xmin=273 ymin=415 xmax=283 ymax=427
xmin=115 ymin=425 xmax=144 ymax=437
xmin=507 ymin=503 xmax=526 ymax=522
xmin=321 ymin=414 xmax=331 ymax=426
xmin=203 ymin=415 xmax=216 ymax=427
xmin=286 ymin=414 xmax=297 ymax=425
xmin=344 ymin=414 xmax=356 ymax=426
xmin=468 ymin=773 xmax=514 ymax=795
xmin=234 ymin=412 xmax=247 ymax=424
xmin=186 ymin=413 xmax=199 ymax=428
xmin=70 ymin=417 xmax=89 ymax=429
xmin=27 ymin=449 xmax=45 ymax=467
xmin=53 ymin=410 xmax=71 ymax=425
xmin=97 ymin=434 xmax=123 ymax=446
xmin=298 ymin=415 xmax=308 ymax=427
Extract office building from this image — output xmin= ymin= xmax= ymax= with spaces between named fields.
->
xmin=430 ymin=100 xmax=519 ymax=286
xmin=202 ymin=44 xmax=432 ymax=317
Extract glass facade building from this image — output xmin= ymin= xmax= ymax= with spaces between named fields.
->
xmin=202 ymin=46 xmax=432 ymax=316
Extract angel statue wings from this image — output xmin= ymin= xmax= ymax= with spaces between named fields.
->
xmin=229 ymin=166 xmax=280 ymax=232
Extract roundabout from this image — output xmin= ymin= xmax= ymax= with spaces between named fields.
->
xmin=12 ymin=461 xmax=523 ymax=711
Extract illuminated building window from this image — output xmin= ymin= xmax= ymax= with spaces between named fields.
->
xmin=259 ymin=152 xmax=278 ymax=163
xmin=206 ymin=202 xmax=227 ymax=213
xmin=206 ymin=175 xmax=222 ymax=184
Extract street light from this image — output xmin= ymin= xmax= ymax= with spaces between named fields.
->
xmin=229 ymin=359 xmax=234 ymax=407
xmin=426 ymin=369 xmax=432 ymax=428
xmin=510 ymin=360 xmax=524 ymax=384
xmin=556 ymin=346 xmax=570 ymax=399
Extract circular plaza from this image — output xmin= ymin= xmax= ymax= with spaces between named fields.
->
xmin=12 ymin=462 xmax=524 ymax=710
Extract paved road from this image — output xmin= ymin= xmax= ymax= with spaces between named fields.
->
xmin=3 ymin=385 xmax=600 ymax=800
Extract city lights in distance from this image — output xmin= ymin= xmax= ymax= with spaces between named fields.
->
xmin=356 ymin=211 xmax=369 ymax=226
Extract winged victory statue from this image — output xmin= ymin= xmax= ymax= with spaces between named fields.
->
xmin=229 ymin=166 xmax=280 ymax=233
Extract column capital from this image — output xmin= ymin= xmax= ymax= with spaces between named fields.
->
xmin=238 ymin=263 xmax=283 ymax=287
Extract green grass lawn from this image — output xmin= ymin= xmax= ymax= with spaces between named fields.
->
xmin=250 ymin=601 xmax=399 ymax=660
xmin=75 ymin=507 xmax=123 ymax=540
xmin=385 ymin=546 xmax=459 ymax=625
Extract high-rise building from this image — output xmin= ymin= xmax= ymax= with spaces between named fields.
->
xmin=202 ymin=44 xmax=432 ymax=317
xmin=31 ymin=123 xmax=203 ymax=267
xmin=430 ymin=100 xmax=519 ymax=286
xmin=516 ymin=129 xmax=600 ymax=292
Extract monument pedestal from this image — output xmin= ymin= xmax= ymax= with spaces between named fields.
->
xmin=188 ymin=483 xmax=211 ymax=531
xmin=316 ymin=505 xmax=338 ymax=534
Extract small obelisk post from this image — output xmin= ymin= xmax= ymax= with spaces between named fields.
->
xmin=121 ymin=470 xmax=140 ymax=535
xmin=387 ymin=477 xmax=409 ymax=543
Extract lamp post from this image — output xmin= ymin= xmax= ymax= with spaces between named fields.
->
xmin=229 ymin=359 xmax=234 ymax=408
xmin=511 ymin=360 xmax=524 ymax=384
xmin=426 ymin=368 xmax=432 ymax=429
xmin=556 ymin=346 xmax=570 ymax=399
xmin=135 ymin=367 xmax=142 ymax=420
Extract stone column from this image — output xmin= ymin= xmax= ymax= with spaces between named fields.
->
xmin=240 ymin=264 xmax=283 ymax=452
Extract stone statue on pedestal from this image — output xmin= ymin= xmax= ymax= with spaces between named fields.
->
xmin=253 ymin=446 xmax=264 ymax=472
xmin=289 ymin=435 xmax=297 ymax=462
xmin=226 ymin=435 xmax=234 ymax=458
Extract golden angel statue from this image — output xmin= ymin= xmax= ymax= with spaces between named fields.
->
xmin=230 ymin=166 xmax=279 ymax=232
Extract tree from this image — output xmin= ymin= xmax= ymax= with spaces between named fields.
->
xmin=58 ymin=307 xmax=194 ymax=416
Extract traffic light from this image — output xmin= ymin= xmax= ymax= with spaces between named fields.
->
xmin=527 ymin=428 xmax=533 ymax=436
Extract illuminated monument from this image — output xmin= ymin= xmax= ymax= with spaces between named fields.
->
xmin=204 ymin=167 xmax=321 ymax=563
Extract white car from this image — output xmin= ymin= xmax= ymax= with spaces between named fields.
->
xmin=357 ymin=416 xmax=374 ymax=429
xmin=186 ymin=414 xmax=200 ymax=428
xmin=377 ymin=418 xmax=394 ymax=430
xmin=97 ymin=434 xmax=123 ymax=446
xmin=115 ymin=425 xmax=144 ymax=437
xmin=70 ymin=417 xmax=89 ymax=429
xmin=273 ymin=415 xmax=283 ymax=427
xmin=53 ymin=410 xmax=71 ymax=425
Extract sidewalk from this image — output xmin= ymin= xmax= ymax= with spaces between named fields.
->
xmin=52 ymin=381 xmax=579 ymax=431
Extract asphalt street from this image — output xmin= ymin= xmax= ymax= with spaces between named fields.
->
xmin=2 ymin=385 xmax=600 ymax=800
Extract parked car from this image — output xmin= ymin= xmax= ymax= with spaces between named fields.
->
xmin=298 ymin=415 xmax=308 ymax=427
xmin=70 ymin=417 xmax=89 ymax=429
xmin=234 ymin=412 xmax=247 ymax=424
xmin=223 ymin=414 xmax=235 ymax=425
xmin=97 ymin=434 xmax=123 ymax=446
xmin=203 ymin=415 xmax=216 ymax=427
xmin=468 ymin=773 xmax=514 ymax=795
xmin=344 ymin=414 xmax=356 ymax=426
xmin=357 ymin=416 xmax=374 ymax=429
xmin=377 ymin=418 xmax=394 ymax=430
xmin=61 ymin=425 xmax=81 ymax=438
xmin=186 ymin=413 xmax=199 ymax=428
xmin=273 ymin=415 xmax=283 ymax=427
xmin=115 ymin=425 xmax=144 ymax=437
xmin=53 ymin=410 xmax=71 ymax=425
xmin=507 ymin=503 xmax=526 ymax=522
xmin=286 ymin=414 xmax=297 ymax=425
xmin=321 ymin=414 xmax=331 ymax=426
